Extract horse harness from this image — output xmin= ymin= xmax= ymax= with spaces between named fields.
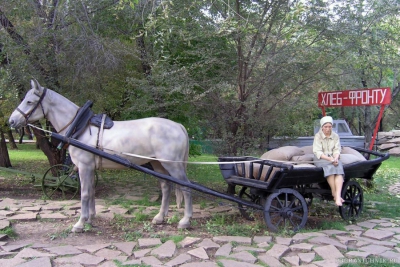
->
xmin=16 ymin=88 xmax=48 ymax=124
xmin=57 ymin=100 xmax=113 ymax=142
xmin=17 ymin=87 xmax=114 ymax=168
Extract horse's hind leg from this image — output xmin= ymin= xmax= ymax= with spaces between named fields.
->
xmin=161 ymin=163 xmax=192 ymax=229
xmin=177 ymin=185 xmax=192 ymax=229
xmin=150 ymin=161 xmax=192 ymax=228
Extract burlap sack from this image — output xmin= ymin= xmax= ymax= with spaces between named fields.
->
xmin=291 ymin=154 xmax=314 ymax=163
xmin=300 ymin=145 xmax=313 ymax=155
xmin=341 ymin=146 xmax=366 ymax=161
xmin=340 ymin=154 xmax=366 ymax=165
xmin=261 ymin=146 xmax=304 ymax=161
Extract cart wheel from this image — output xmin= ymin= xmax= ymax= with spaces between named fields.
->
xmin=238 ymin=187 xmax=263 ymax=221
xmin=339 ymin=180 xmax=363 ymax=221
xmin=42 ymin=164 xmax=80 ymax=200
xmin=264 ymin=188 xmax=308 ymax=232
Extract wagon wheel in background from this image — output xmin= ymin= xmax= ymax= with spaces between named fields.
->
xmin=42 ymin=164 xmax=100 ymax=200
xmin=339 ymin=180 xmax=363 ymax=221
xmin=263 ymin=188 xmax=308 ymax=232
xmin=238 ymin=186 xmax=264 ymax=221
xmin=42 ymin=164 xmax=80 ymax=200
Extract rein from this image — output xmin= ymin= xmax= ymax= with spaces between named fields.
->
xmin=57 ymin=109 xmax=80 ymax=133
xmin=16 ymin=88 xmax=47 ymax=124
xmin=28 ymin=123 xmax=324 ymax=166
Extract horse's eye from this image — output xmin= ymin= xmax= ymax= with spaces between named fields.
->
xmin=27 ymin=101 xmax=33 ymax=105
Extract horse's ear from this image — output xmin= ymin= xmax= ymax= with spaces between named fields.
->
xmin=31 ymin=79 xmax=43 ymax=94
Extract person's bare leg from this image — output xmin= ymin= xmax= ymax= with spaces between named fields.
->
xmin=334 ymin=175 xmax=344 ymax=206
xmin=326 ymin=175 xmax=336 ymax=200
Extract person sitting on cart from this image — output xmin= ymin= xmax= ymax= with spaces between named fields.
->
xmin=313 ymin=116 xmax=344 ymax=206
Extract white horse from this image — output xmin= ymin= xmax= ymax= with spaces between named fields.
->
xmin=9 ymin=79 xmax=192 ymax=232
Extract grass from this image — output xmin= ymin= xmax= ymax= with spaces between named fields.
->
xmin=2 ymin=143 xmax=400 ymax=238
xmin=1 ymin=144 xmax=224 ymax=185
xmin=0 ymin=227 xmax=18 ymax=239
xmin=317 ymin=220 xmax=347 ymax=231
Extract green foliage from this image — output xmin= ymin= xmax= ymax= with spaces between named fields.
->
xmin=166 ymin=235 xmax=184 ymax=244
xmin=318 ymin=221 xmax=347 ymax=231
xmin=166 ymin=214 xmax=180 ymax=225
xmin=123 ymin=231 xmax=142 ymax=241
xmin=47 ymin=225 xmax=72 ymax=240
xmin=204 ymin=214 xmax=265 ymax=236
xmin=189 ymin=142 xmax=202 ymax=157
xmin=115 ymin=260 xmax=150 ymax=267
xmin=0 ymin=226 xmax=17 ymax=239
xmin=2 ymin=0 xmax=400 ymax=156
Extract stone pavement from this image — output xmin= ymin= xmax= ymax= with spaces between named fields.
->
xmin=1 ymin=197 xmax=400 ymax=266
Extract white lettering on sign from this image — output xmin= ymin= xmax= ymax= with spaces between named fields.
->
xmin=319 ymin=88 xmax=389 ymax=107
xmin=348 ymin=89 xmax=387 ymax=105
xmin=320 ymin=91 xmax=342 ymax=106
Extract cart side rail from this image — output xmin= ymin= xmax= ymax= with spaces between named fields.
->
xmin=218 ymin=157 xmax=293 ymax=189
xmin=219 ymin=148 xmax=389 ymax=190
xmin=352 ymin=146 xmax=389 ymax=160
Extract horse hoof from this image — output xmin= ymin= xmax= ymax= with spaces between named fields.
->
xmin=71 ymin=227 xmax=83 ymax=233
xmin=178 ymin=223 xmax=190 ymax=229
xmin=152 ymin=218 xmax=163 ymax=225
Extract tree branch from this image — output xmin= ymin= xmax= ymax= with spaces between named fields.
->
xmin=0 ymin=8 xmax=31 ymax=55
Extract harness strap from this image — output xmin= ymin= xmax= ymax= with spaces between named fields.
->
xmin=95 ymin=114 xmax=107 ymax=170
xmin=17 ymin=88 xmax=47 ymax=122
xmin=57 ymin=100 xmax=93 ymax=150
xmin=58 ymin=109 xmax=80 ymax=134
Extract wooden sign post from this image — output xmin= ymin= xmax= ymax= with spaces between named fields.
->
xmin=318 ymin=88 xmax=392 ymax=150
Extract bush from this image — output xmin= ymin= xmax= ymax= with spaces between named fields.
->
xmin=189 ymin=143 xmax=202 ymax=157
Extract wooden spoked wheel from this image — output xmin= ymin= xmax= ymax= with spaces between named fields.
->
xmin=263 ymin=188 xmax=308 ymax=232
xmin=238 ymin=186 xmax=264 ymax=221
xmin=339 ymin=180 xmax=363 ymax=221
xmin=42 ymin=164 xmax=80 ymax=200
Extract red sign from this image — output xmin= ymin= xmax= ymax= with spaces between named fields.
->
xmin=318 ymin=88 xmax=391 ymax=107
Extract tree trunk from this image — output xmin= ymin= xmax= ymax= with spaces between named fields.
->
xmin=0 ymin=129 xmax=12 ymax=167
xmin=0 ymin=7 xmax=56 ymax=88
xmin=137 ymin=31 xmax=151 ymax=77
xmin=6 ymin=129 xmax=17 ymax=149
xmin=31 ymin=122 xmax=65 ymax=168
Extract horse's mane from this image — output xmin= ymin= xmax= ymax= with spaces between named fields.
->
xmin=46 ymin=88 xmax=78 ymax=108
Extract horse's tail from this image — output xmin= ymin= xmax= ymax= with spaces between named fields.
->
xmin=175 ymin=123 xmax=190 ymax=209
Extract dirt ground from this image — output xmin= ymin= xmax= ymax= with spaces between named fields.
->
xmin=0 ymin=175 xmax=225 ymax=246
xmin=0 ymin=175 xmax=341 ymax=247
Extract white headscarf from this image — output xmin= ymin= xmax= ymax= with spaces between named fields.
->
xmin=320 ymin=116 xmax=333 ymax=127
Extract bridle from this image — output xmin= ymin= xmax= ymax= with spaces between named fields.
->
xmin=16 ymin=88 xmax=48 ymax=124
xmin=15 ymin=87 xmax=81 ymax=135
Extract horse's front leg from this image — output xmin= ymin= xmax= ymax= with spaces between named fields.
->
xmin=86 ymin=171 xmax=97 ymax=225
xmin=152 ymin=179 xmax=171 ymax=225
xmin=72 ymin=165 xmax=96 ymax=233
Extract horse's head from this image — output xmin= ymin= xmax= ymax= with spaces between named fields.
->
xmin=9 ymin=79 xmax=48 ymax=129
